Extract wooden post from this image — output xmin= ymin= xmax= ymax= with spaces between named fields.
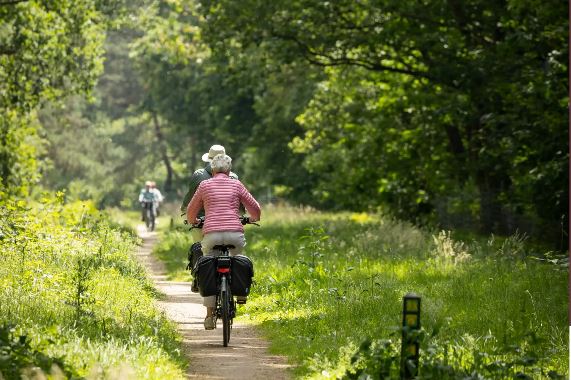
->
xmin=400 ymin=293 xmax=421 ymax=379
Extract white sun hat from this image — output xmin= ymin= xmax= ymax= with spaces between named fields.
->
xmin=202 ymin=144 xmax=226 ymax=162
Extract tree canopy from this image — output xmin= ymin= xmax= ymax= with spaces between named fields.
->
xmin=1 ymin=0 xmax=567 ymax=245
xmin=193 ymin=0 xmax=568 ymax=238
xmin=0 ymin=0 xmax=125 ymax=194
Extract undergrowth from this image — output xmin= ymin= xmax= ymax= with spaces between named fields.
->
xmin=0 ymin=193 xmax=185 ymax=379
xmin=247 ymin=206 xmax=568 ymax=379
xmin=156 ymin=205 xmax=568 ymax=379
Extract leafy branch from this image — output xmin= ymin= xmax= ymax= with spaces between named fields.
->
xmin=0 ymin=46 xmax=17 ymax=55
xmin=0 ymin=0 xmax=29 ymax=5
xmin=269 ymin=30 xmax=434 ymax=82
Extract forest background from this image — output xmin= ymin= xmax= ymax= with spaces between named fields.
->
xmin=0 ymin=0 xmax=569 ymax=378
xmin=1 ymin=0 xmax=568 ymax=246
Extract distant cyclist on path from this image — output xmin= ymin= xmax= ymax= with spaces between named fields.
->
xmin=139 ymin=181 xmax=157 ymax=221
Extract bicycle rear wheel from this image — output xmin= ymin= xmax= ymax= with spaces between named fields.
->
xmin=149 ymin=210 xmax=155 ymax=231
xmin=144 ymin=207 xmax=150 ymax=229
xmin=146 ymin=207 xmax=155 ymax=231
xmin=221 ymin=277 xmax=231 ymax=346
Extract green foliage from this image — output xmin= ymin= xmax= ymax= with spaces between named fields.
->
xmin=130 ymin=1 xmax=258 ymax=179
xmin=0 ymin=0 xmax=126 ymax=196
xmin=71 ymin=0 xmax=564 ymax=243
xmin=193 ymin=0 xmax=568 ymax=241
xmin=12 ymin=0 xmax=566 ymax=245
xmin=0 ymin=0 xmax=108 ymax=114
xmin=38 ymin=95 xmax=163 ymax=207
xmin=224 ymin=206 xmax=565 ymax=378
xmin=291 ymin=67 xmax=448 ymax=216
xmin=0 ymin=323 xmax=77 ymax=379
xmin=127 ymin=0 xmax=322 ymax=201
xmin=0 ymin=194 xmax=185 ymax=379
xmin=241 ymin=61 xmax=322 ymax=204
xmin=344 ymin=331 xmax=568 ymax=379
xmin=152 ymin=229 xmax=194 ymax=281
xmin=0 ymin=112 xmax=43 ymax=197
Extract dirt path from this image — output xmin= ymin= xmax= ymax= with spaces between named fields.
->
xmin=135 ymin=226 xmax=292 ymax=380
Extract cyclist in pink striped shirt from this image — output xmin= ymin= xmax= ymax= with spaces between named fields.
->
xmin=186 ymin=153 xmax=261 ymax=329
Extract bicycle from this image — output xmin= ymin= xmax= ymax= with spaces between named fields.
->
xmin=141 ymin=201 xmax=155 ymax=231
xmin=189 ymin=216 xmax=258 ymax=347
xmin=213 ymin=243 xmax=235 ymax=346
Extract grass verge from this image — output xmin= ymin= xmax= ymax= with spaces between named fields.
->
xmin=156 ymin=205 xmax=568 ymax=379
xmin=0 ymin=195 xmax=186 ymax=379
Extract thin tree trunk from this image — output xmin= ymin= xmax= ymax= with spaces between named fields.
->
xmin=0 ymin=120 xmax=12 ymax=190
xmin=476 ymin=171 xmax=508 ymax=234
xmin=190 ymin=136 xmax=198 ymax=172
xmin=151 ymin=111 xmax=174 ymax=192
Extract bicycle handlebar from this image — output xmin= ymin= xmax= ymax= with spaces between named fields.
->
xmin=191 ymin=216 xmax=205 ymax=229
xmin=185 ymin=215 xmax=259 ymax=229
xmin=240 ymin=216 xmax=260 ymax=226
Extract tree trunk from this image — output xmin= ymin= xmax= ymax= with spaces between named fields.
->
xmin=476 ymin=171 xmax=506 ymax=234
xmin=190 ymin=136 xmax=198 ymax=172
xmin=0 ymin=120 xmax=12 ymax=191
xmin=151 ymin=111 xmax=174 ymax=192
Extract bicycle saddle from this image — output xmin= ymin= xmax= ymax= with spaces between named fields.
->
xmin=212 ymin=244 xmax=235 ymax=250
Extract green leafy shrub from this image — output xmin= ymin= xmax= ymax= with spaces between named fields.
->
xmin=342 ymin=330 xmax=567 ymax=380
xmin=154 ymin=205 xmax=568 ymax=379
xmin=0 ymin=194 xmax=184 ymax=379
xmin=0 ymin=323 xmax=77 ymax=379
xmin=242 ymin=206 xmax=568 ymax=379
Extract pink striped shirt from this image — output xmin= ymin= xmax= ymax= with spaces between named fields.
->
xmin=186 ymin=173 xmax=261 ymax=234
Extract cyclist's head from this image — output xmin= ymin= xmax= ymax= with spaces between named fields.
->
xmin=211 ymin=154 xmax=232 ymax=174
xmin=145 ymin=180 xmax=152 ymax=188
xmin=150 ymin=181 xmax=156 ymax=188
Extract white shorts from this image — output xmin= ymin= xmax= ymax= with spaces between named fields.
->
xmin=201 ymin=231 xmax=246 ymax=256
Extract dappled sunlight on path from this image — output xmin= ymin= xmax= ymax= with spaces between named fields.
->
xmin=135 ymin=225 xmax=292 ymax=379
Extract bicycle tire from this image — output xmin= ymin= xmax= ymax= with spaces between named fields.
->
xmin=145 ymin=207 xmax=151 ymax=229
xmin=150 ymin=210 xmax=155 ymax=231
xmin=146 ymin=207 xmax=155 ymax=231
xmin=221 ymin=277 xmax=231 ymax=346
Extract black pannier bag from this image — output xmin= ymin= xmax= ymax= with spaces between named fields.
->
xmin=195 ymin=256 xmax=218 ymax=297
xmin=187 ymin=242 xmax=203 ymax=272
xmin=230 ymin=255 xmax=254 ymax=296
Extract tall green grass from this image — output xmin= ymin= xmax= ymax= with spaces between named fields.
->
xmin=0 ymin=194 xmax=185 ymax=379
xmin=157 ymin=205 xmax=568 ymax=379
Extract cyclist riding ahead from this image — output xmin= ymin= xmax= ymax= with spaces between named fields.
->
xmin=139 ymin=181 xmax=157 ymax=229
xmin=181 ymin=145 xmax=240 ymax=244
xmin=181 ymin=144 xmax=240 ymax=291
xmin=186 ymin=153 xmax=261 ymax=330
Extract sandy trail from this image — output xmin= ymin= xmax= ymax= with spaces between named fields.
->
xmin=135 ymin=226 xmax=292 ymax=379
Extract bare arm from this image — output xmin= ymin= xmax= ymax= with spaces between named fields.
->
xmin=238 ymin=184 xmax=261 ymax=222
